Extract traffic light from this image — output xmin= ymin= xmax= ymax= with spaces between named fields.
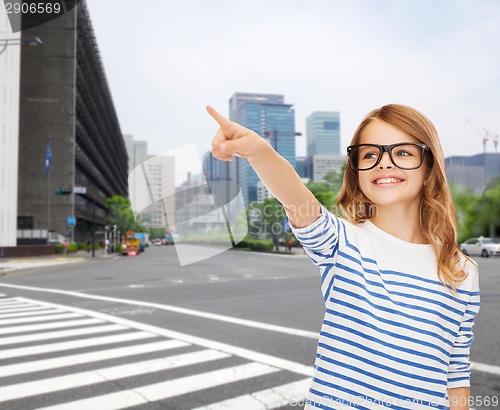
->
xmin=56 ymin=188 xmax=72 ymax=195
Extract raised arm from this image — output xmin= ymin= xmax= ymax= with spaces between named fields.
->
xmin=207 ymin=105 xmax=320 ymax=228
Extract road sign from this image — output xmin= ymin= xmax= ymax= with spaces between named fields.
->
xmin=73 ymin=186 xmax=87 ymax=194
xmin=67 ymin=217 xmax=76 ymax=226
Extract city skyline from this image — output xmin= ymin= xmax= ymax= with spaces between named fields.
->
xmin=85 ymin=0 xmax=500 ymax=161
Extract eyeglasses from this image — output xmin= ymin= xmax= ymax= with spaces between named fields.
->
xmin=347 ymin=143 xmax=429 ymax=171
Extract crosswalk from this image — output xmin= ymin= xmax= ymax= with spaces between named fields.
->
xmin=0 ymin=294 xmax=311 ymax=409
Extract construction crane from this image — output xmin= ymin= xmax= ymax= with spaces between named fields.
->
xmin=489 ymin=131 xmax=499 ymax=153
xmin=465 ymin=118 xmax=498 ymax=153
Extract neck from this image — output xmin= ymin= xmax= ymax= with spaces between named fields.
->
xmin=370 ymin=203 xmax=427 ymax=244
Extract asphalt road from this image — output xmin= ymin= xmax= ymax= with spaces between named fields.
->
xmin=0 ymin=245 xmax=498 ymax=409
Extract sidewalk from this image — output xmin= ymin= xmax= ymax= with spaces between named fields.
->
xmin=0 ymin=249 xmax=118 ymax=275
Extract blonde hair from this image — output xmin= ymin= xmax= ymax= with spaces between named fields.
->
xmin=336 ymin=104 xmax=467 ymax=289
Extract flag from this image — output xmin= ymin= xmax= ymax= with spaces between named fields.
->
xmin=45 ymin=140 xmax=52 ymax=173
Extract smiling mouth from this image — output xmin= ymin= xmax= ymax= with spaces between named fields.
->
xmin=373 ymin=177 xmax=404 ymax=185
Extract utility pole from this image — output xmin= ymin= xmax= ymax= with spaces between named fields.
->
xmin=46 ymin=136 xmax=52 ymax=244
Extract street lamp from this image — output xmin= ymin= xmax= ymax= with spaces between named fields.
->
xmin=0 ymin=35 xmax=43 ymax=55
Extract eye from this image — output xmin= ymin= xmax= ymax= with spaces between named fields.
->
xmin=363 ymin=151 xmax=379 ymax=159
xmin=394 ymin=149 xmax=412 ymax=157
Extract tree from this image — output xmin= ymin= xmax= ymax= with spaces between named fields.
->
xmin=105 ymin=195 xmax=145 ymax=233
xmin=477 ymin=179 xmax=500 ymax=238
xmin=450 ymin=185 xmax=481 ymax=243
xmin=306 ymin=167 xmax=345 ymax=210
xmin=149 ymin=227 xmax=166 ymax=239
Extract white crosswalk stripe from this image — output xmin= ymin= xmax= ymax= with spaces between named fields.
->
xmin=0 ymin=349 xmax=232 ymax=401
xmin=0 ymin=324 xmax=126 ymax=346
xmin=0 ymin=312 xmax=82 ymax=325
xmin=0 ymin=297 xmax=311 ymax=409
xmin=0 ymin=307 xmax=64 ymax=318
xmin=0 ymin=331 xmax=156 ymax=359
xmin=191 ymin=378 xmax=313 ymax=410
xmin=0 ymin=339 xmax=188 ymax=378
xmin=0 ymin=317 xmax=105 ymax=335
xmin=38 ymin=363 xmax=281 ymax=410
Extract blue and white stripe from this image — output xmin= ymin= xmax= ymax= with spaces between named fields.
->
xmin=290 ymin=205 xmax=480 ymax=410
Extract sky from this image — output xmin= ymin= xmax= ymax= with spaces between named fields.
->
xmin=85 ymin=0 xmax=500 ymax=178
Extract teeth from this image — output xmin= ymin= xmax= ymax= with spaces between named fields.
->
xmin=375 ymin=178 xmax=401 ymax=184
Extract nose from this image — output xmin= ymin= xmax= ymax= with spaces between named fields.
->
xmin=377 ymin=151 xmax=393 ymax=169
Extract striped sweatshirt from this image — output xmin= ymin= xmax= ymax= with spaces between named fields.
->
xmin=290 ymin=205 xmax=480 ymax=410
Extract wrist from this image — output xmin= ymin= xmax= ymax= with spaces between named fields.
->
xmin=247 ymin=135 xmax=274 ymax=162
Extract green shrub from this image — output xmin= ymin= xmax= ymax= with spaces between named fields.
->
xmin=55 ymin=243 xmax=63 ymax=254
xmin=249 ymin=239 xmax=273 ymax=251
xmin=234 ymin=238 xmax=273 ymax=251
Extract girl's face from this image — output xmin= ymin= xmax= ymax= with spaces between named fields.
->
xmin=356 ymin=119 xmax=429 ymax=211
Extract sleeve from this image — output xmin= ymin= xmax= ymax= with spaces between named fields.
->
xmin=288 ymin=204 xmax=341 ymax=302
xmin=447 ymin=270 xmax=480 ymax=389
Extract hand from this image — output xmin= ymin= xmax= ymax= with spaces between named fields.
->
xmin=206 ymin=105 xmax=268 ymax=161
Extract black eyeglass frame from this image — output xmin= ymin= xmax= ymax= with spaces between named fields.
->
xmin=347 ymin=142 xmax=430 ymax=171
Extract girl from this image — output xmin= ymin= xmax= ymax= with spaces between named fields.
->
xmin=207 ymin=104 xmax=480 ymax=410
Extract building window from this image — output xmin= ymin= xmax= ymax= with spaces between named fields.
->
xmin=17 ymin=216 xmax=34 ymax=229
xmin=323 ymin=121 xmax=339 ymax=131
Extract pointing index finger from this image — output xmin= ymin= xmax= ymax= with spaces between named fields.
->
xmin=206 ymin=105 xmax=231 ymax=128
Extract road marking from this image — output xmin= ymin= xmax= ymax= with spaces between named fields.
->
xmin=0 ymin=349 xmax=231 ymax=401
xmin=0 ymin=301 xmax=32 ymax=309
xmin=0 ymin=324 xmax=126 ymax=346
xmin=0 ymin=318 xmax=104 ymax=335
xmin=0 ymin=305 xmax=50 ymax=315
xmin=0 ymin=289 xmax=496 ymax=381
xmin=37 ymin=362 xmax=280 ymax=410
xmin=0 ymin=311 xmax=82 ymax=325
xmin=470 ymin=361 xmax=500 ymax=375
xmin=0 ymin=297 xmax=26 ymax=304
xmin=0 ymin=306 xmax=60 ymax=317
xmin=15 ymin=296 xmax=315 ymax=376
xmin=0 ymin=331 xmax=156 ymax=359
xmin=0 ymin=339 xmax=188 ymax=378
xmin=0 ymin=297 xmax=311 ymax=408
xmin=192 ymin=377 xmax=312 ymax=410
xmin=0 ymin=282 xmax=319 ymax=339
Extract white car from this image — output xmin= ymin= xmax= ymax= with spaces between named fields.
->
xmin=460 ymin=237 xmax=500 ymax=258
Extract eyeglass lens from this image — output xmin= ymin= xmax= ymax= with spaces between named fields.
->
xmin=351 ymin=144 xmax=424 ymax=170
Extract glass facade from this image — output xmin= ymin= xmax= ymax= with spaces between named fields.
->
xmin=306 ymin=111 xmax=341 ymax=157
xmin=228 ymin=93 xmax=296 ymax=205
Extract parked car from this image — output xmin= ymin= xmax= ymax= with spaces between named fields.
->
xmin=460 ymin=237 xmax=500 ymax=257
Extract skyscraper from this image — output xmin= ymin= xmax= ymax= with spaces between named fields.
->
xmin=306 ymin=111 xmax=341 ymax=156
xmin=228 ymin=92 xmax=296 ymax=204
xmin=305 ymin=111 xmax=344 ymax=182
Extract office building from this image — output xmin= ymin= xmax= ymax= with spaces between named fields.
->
xmin=17 ymin=0 xmax=128 ymax=243
xmin=446 ymin=153 xmax=500 ymax=194
xmin=306 ymin=111 xmax=341 ymax=156
xmin=123 ymin=134 xmax=149 ymax=222
xmin=0 ymin=14 xmax=20 ymax=247
xmin=229 ymin=92 xmax=295 ymax=204
xmin=295 ymin=157 xmax=307 ymax=179
xmin=256 ymin=181 xmax=274 ymax=202
xmin=305 ymin=111 xmax=342 ymax=181
xmin=305 ymin=155 xmax=346 ymax=183
xmin=123 ymin=134 xmax=148 ymax=175
xmin=143 ymin=154 xmax=176 ymax=228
